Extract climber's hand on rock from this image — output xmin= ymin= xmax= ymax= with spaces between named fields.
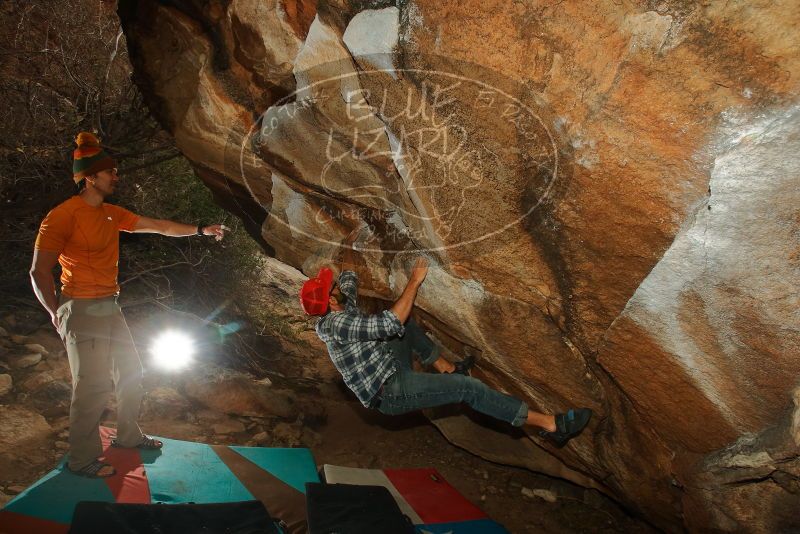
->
xmin=344 ymin=226 xmax=363 ymax=247
xmin=342 ymin=227 xmax=364 ymax=265
xmin=410 ymin=257 xmax=429 ymax=285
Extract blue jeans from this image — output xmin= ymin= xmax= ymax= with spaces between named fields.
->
xmin=376 ymin=320 xmax=528 ymax=427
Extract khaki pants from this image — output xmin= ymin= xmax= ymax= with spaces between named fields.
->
xmin=57 ymin=295 xmax=144 ymax=470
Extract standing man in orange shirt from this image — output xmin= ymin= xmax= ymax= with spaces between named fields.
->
xmin=30 ymin=132 xmax=228 ymax=478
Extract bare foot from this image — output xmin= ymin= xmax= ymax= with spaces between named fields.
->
xmin=432 ymin=357 xmax=456 ymax=374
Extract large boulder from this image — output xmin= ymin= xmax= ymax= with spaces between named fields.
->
xmin=141 ymin=386 xmax=192 ymax=420
xmin=0 ymin=406 xmax=52 ymax=455
xmin=683 ymin=387 xmax=800 ymax=533
xmin=0 ymin=374 xmax=12 ymax=397
xmin=10 ymin=353 xmax=42 ymax=369
xmin=119 ymin=0 xmax=800 ymax=529
xmin=21 ymin=371 xmax=54 ymax=392
xmin=27 ymin=379 xmax=72 ymax=418
xmin=183 ymin=365 xmax=297 ymax=419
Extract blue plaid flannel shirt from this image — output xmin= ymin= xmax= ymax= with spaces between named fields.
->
xmin=315 ymin=270 xmax=404 ymax=407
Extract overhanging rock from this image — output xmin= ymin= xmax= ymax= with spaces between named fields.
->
xmin=118 ymin=1 xmax=800 ymax=530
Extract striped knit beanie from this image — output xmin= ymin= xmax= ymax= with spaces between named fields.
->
xmin=72 ymin=132 xmax=116 ymax=183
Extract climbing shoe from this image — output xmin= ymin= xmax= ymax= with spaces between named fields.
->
xmin=452 ymin=355 xmax=476 ymax=376
xmin=539 ymin=408 xmax=592 ymax=448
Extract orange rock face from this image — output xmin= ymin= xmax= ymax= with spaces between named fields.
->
xmin=119 ymin=0 xmax=800 ymax=529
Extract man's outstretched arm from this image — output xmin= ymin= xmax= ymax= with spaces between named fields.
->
xmin=132 ymin=217 xmax=228 ymax=240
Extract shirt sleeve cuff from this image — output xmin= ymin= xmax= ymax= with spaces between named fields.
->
xmin=383 ymin=310 xmax=405 ymax=337
xmin=339 ymin=271 xmax=359 ymax=301
xmin=125 ymin=214 xmax=141 ymax=232
xmin=340 ymin=270 xmax=357 ymax=284
xmin=34 ymin=245 xmax=63 ymax=252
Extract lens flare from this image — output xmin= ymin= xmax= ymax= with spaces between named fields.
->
xmin=150 ymin=330 xmax=194 ymax=370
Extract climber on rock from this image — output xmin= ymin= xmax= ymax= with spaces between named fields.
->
xmin=299 ymin=248 xmax=592 ymax=447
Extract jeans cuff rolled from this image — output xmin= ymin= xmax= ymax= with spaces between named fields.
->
xmin=511 ymin=401 xmax=528 ymax=427
xmin=419 ymin=342 xmax=441 ymax=367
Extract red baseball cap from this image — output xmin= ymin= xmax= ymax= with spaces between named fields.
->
xmin=299 ymin=267 xmax=335 ymax=315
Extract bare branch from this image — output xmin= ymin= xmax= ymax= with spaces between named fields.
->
xmin=120 ymin=151 xmax=182 ymax=173
xmin=98 ymin=29 xmax=124 ymax=135
xmin=120 ymin=251 xmax=209 ymax=286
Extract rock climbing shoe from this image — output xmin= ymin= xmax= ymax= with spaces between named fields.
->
xmin=453 ymin=355 xmax=476 ymax=376
xmin=539 ymin=408 xmax=592 ymax=448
